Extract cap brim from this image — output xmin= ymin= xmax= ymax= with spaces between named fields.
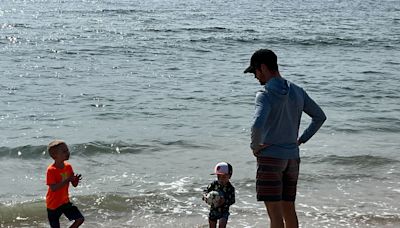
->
xmin=244 ymin=66 xmax=255 ymax=74
xmin=210 ymin=172 xmax=228 ymax=175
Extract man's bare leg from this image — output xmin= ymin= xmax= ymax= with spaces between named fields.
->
xmin=265 ymin=201 xmax=284 ymax=228
xmin=282 ymin=201 xmax=298 ymax=228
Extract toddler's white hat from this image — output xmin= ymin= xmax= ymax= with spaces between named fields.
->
xmin=213 ymin=162 xmax=233 ymax=175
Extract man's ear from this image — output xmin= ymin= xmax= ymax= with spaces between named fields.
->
xmin=260 ymin=63 xmax=270 ymax=73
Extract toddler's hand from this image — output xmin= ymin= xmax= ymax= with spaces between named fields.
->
xmin=202 ymin=193 xmax=207 ymax=202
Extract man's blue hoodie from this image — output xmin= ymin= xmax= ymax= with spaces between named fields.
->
xmin=251 ymin=77 xmax=326 ymax=159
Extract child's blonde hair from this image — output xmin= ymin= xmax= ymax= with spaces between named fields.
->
xmin=48 ymin=140 xmax=66 ymax=159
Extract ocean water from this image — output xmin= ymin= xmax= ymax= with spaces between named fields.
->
xmin=1 ymin=0 xmax=400 ymax=227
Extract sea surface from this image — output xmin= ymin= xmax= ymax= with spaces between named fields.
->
xmin=1 ymin=0 xmax=400 ymax=227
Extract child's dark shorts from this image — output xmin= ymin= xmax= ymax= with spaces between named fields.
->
xmin=209 ymin=208 xmax=230 ymax=221
xmin=47 ymin=202 xmax=84 ymax=228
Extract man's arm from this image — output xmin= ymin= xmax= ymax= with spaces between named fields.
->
xmin=251 ymin=91 xmax=270 ymax=155
xmin=298 ymin=91 xmax=327 ymax=144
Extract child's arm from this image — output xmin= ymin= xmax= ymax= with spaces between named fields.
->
xmin=225 ymin=187 xmax=235 ymax=206
xmin=229 ymin=189 xmax=235 ymax=205
xmin=202 ymin=182 xmax=214 ymax=202
xmin=48 ymin=175 xmax=74 ymax=192
xmin=71 ymin=174 xmax=82 ymax=187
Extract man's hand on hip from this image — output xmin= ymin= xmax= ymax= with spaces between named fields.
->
xmin=252 ymin=144 xmax=269 ymax=157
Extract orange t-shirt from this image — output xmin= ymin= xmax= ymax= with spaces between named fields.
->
xmin=46 ymin=162 xmax=74 ymax=209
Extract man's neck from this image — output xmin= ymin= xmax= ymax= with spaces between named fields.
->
xmin=266 ymin=72 xmax=281 ymax=83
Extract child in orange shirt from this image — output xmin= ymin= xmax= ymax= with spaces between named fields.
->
xmin=46 ymin=140 xmax=84 ymax=228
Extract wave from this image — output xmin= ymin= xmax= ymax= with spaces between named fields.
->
xmin=9 ymin=21 xmax=399 ymax=49
xmin=100 ymin=9 xmax=146 ymax=14
xmin=330 ymin=125 xmax=400 ymax=134
xmin=185 ymin=34 xmax=400 ymax=48
xmin=2 ymin=192 xmax=400 ymax=227
xmin=0 ymin=140 xmax=208 ymax=159
xmin=0 ymin=200 xmax=45 ymax=227
xmin=328 ymin=114 xmax=400 ymax=133
xmin=303 ymin=155 xmax=399 ymax=168
xmin=0 ymin=192 xmax=196 ymax=226
xmin=300 ymin=208 xmax=400 ymax=227
xmin=1 ymin=23 xmax=30 ymax=29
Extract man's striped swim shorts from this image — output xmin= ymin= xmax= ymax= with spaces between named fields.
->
xmin=256 ymin=156 xmax=300 ymax=202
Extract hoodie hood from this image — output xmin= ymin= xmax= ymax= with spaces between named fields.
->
xmin=265 ymin=77 xmax=289 ymax=97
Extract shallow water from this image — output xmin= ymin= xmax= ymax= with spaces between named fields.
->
xmin=1 ymin=0 xmax=400 ymax=227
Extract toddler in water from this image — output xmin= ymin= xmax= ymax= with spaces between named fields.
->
xmin=203 ymin=162 xmax=235 ymax=228
xmin=45 ymin=140 xmax=84 ymax=228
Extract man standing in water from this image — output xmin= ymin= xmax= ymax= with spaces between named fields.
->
xmin=244 ymin=49 xmax=326 ymax=228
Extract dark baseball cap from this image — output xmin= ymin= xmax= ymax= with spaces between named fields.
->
xmin=244 ymin=49 xmax=278 ymax=74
